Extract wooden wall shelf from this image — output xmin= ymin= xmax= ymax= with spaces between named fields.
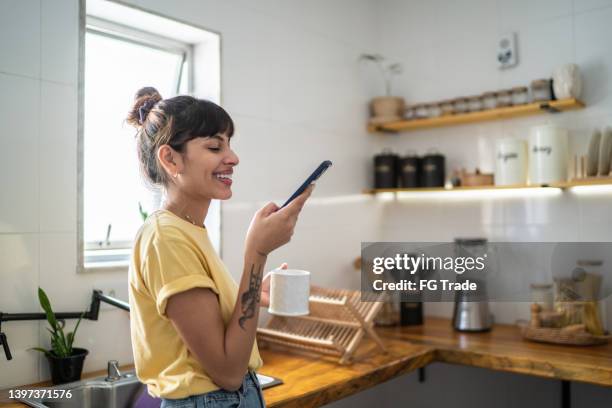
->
xmin=367 ymin=98 xmax=585 ymax=133
xmin=363 ymin=177 xmax=612 ymax=195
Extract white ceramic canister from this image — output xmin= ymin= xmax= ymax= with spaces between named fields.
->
xmin=528 ymin=125 xmax=569 ymax=184
xmin=495 ymin=138 xmax=528 ymax=186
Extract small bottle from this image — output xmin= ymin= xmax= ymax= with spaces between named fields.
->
xmin=440 ymin=100 xmax=455 ymax=115
xmin=452 ymin=97 xmax=469 ymax=114
xmin=496 ymin=90 xmax=512 ymax=107
xmin=511 ymin=86 xmax=529 ymax=105
xmin=405 ymin=105 xmax=416 ymax=120
xmin=467 ymin=95 xmax=483 ymax=112
xmin=414 ymin=104 xmax=429 ymax=119
xmin=482 ymin=92 xmax=498 ymax=110
xmin=427 ymin=103 xmax=442 ymax=118
xmin=531 ymin=79 xmax=552 ymax=102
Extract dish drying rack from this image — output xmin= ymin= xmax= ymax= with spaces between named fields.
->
xmin=257 ymin=286 xmax=386 ymax=364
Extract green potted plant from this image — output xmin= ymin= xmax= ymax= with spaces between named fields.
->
xmin=359 ymin=53 xmax=405 ymax=124
xmin=30 ymin=287 xmax=88 ymax=385
xmin=138 ymin=201 xmax=149 ymax=222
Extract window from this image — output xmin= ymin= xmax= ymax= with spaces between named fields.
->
xmin=80 ymin=3 xmax=221 ymax=271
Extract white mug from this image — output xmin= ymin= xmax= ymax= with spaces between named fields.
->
xmin=268 ymin=269 xmax=310 ymax=316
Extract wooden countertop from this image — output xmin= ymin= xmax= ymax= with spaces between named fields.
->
xmin=260 ymin=337 xmax=433 ymax=408
xmin=376 ymin=317 xmax=612 ymax=388
xmin=260 ymin=317 xmax=612 ymax=407
xmin=2 ymin=318 xmax=611 ymax=408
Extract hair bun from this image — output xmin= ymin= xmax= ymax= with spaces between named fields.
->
xmin=126 ymin=87 xmax=163 ymax=128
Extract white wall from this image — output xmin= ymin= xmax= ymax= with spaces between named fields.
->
xmin=0 ymin=0 xmax=383 ymax=388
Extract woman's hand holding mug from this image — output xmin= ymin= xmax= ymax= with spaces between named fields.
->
xmin=260 ymin=263 xmax=287 ymax=308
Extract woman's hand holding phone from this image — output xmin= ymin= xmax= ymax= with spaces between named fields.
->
xmin=245 ymin=184 xmax=314 ymax=258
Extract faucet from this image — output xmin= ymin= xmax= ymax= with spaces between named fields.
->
xmin=105 ymin=360 xmax=122 ymax=381
xmin=0 ymin=290 xmax=130 ymax=361
xmin=0 ymin=331 xmax=11 ymax=360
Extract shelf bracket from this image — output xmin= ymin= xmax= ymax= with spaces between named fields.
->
xmin=540 ymin=102 xmax=561 ymax=114
xmin=561 ymin=380 xmax=571 ymax=408
xmin=418 ymin=367 xmax=426 ymax=383
xmin=377 ymin=127 xmax=399 ymax=134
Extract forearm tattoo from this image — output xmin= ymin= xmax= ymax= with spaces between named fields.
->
xmin=239 ymin=263 xmax=263 ymax=330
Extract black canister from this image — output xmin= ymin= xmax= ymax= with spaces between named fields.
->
xmin=400 ymin=302 xmax=423 ymax=326
xmin=420 ymin=152 xmax=445 ymax=187
xmin=398 ymin=253 xmax=423 ymax=326
xmin=398 ymin=155 xmax=421 ymax=188
xmin=373 ymin=150 xmax=398 ymax=188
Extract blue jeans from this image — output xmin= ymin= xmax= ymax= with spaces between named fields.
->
xmin=160 ymin=371 xmax=265 ymax=408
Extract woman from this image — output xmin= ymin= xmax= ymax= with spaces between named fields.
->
xmin=127 ymin=87 xmax=312 ymax=407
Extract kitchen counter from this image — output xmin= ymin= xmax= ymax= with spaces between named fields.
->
xmin=376 ymin=317 xmax=612 ymax=388
xmin=2 ymin=317 xmax=611 ymax=407
xmin=261 ymin=317 xmax=612 ymax=407
xmin=260 ymin=335 xmax=433 ymax=408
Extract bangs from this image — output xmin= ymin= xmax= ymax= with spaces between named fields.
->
xmin=191 ymin=99 xmax=235 ymax=138
xmin=165 ymin=96 xmax=235 ymax=149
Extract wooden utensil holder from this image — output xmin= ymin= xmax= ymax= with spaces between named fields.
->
xmin=257 ymin=286 xmax=387 ymax=364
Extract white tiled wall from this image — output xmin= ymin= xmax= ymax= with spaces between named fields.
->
xmin=41 ymin=0 xmax=79 ymax=85
xmin=0 ymin=0 xmax=41 ymax=79
xmin=40 ymin=82 xmax=78 ymax=233
xmin=0 ymin=73 xmax=40 ymax=234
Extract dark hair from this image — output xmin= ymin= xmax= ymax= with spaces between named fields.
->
xmin=126 ymin=86 xmax=235 ymax=188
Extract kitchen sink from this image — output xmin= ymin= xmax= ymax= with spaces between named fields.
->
xmin=18 ymin=369 xmax=281 ymax=407
xmin=18 ymin=371 xmax=149 ymax=408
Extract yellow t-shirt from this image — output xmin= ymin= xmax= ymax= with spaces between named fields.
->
xmin=128 ymin=209 xmax=263 ymax=399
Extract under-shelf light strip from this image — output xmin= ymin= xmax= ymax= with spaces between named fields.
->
xmin=568 ymin=185 xmax=612 ymax=195
xmin=374 ymin=187 xmax=563 ymax=201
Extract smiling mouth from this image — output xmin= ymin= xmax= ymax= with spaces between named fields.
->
xmin=214 ymin=172 xmax=233 ymax=185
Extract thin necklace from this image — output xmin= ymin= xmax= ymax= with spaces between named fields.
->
xmin=162 ymin=205 xmax=201 ymax=227
xmin=183 ymin=214 xmax=198 ymax=226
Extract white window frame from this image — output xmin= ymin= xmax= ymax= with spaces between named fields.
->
xmin=79 ymin=14 xmax=194 ymax=271
xmin=77 ymin=0 xmax=223 ymax=273
xmin=86 ymin=16 xmax=194 ymax=96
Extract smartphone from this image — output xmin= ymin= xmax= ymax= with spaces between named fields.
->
xmin=280 ymin=160 xmax=332 ymax=208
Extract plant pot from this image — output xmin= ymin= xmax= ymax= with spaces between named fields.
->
xmin=370 ymin=96 xmax=405 ymax=123
xmin=46 ymin=348 xmax=89 ymax=385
